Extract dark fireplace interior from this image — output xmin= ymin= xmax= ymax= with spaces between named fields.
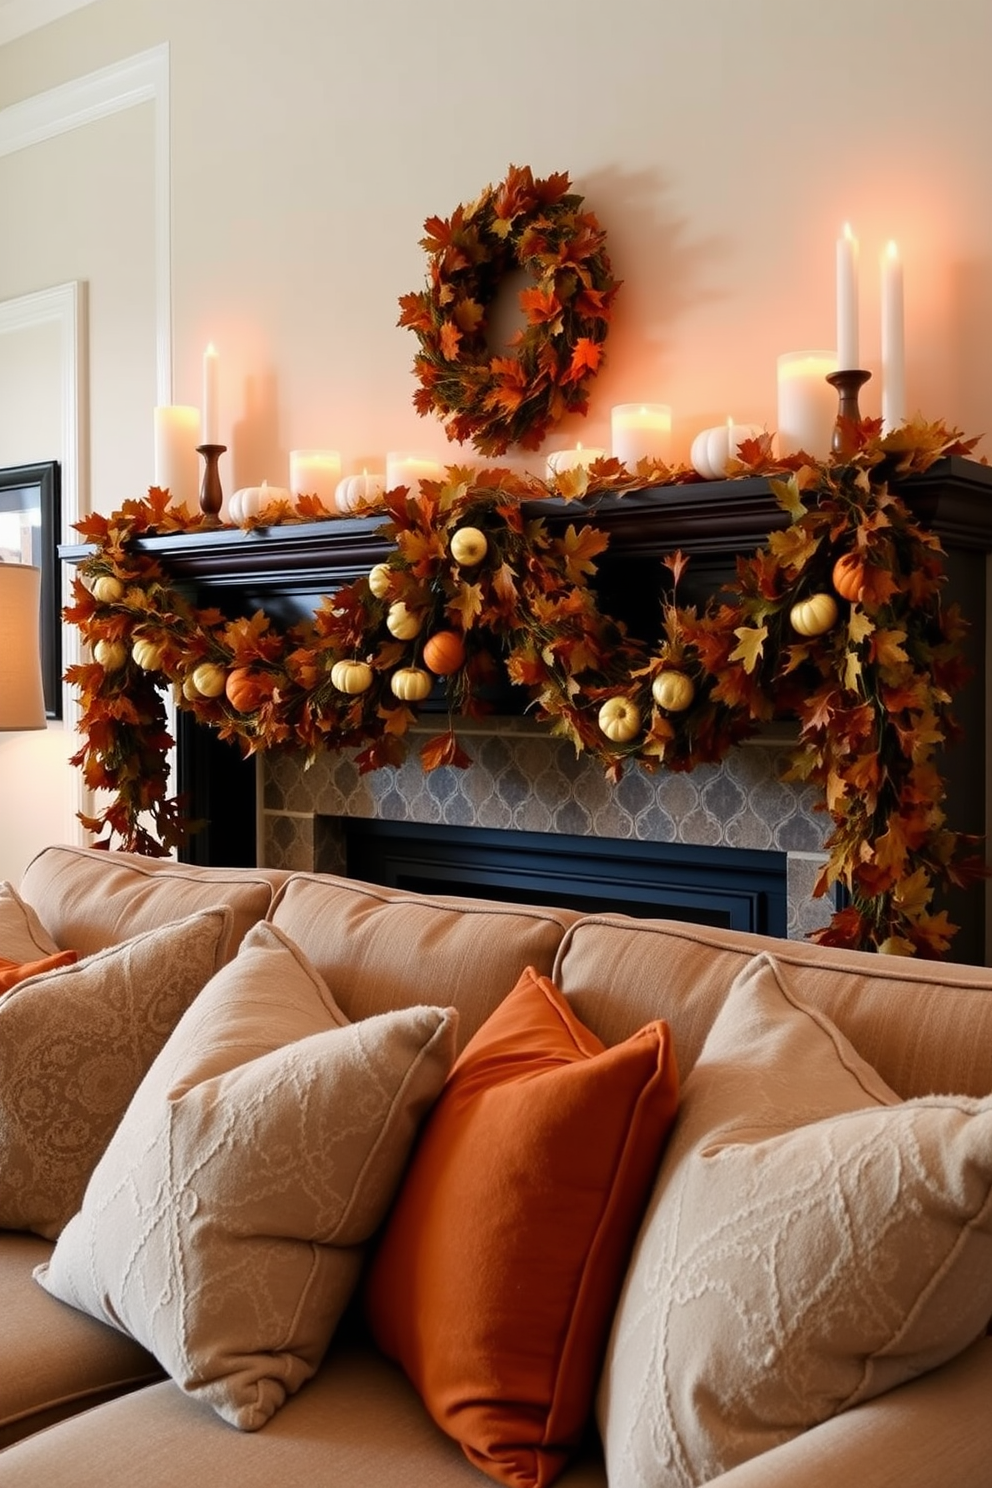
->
xmin=328 ymin=819 xmax=788 ymax=936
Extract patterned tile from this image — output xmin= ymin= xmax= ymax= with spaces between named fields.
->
xmin=261 ymin=724 xmax=831 ymax=938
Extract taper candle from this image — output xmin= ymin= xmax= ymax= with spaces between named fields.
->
xmin=836 ymin=223 xmax=860 ymax=371
xmin=202 ymin=343 xmax=220 ymax=445
xmin=881 ymin=241 xmax=905 ymax=434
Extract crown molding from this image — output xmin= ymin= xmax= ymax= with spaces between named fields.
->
xmin=0 ymin=0 xmax=98 ymax=46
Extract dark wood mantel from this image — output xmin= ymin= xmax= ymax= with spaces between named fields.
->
xmin=61 ymin=456 xmax=992 ymax=960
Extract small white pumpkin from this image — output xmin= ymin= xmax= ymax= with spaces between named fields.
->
xmin=449 ymin=526 xmax=488 ymax=566
xmin=390 ymin=665 xmax=433 ymax=702
xmin=598 ymin=695 xmax=642 ymax=744
xmin=93 ymin=638 xmax=127 ymax=672
xmin=330 ymin=658 xmax=374 ymax=695
xmin=132 ymin=637 xmax=165 ymax=672
xmin=368 ymin=562 xmax=393 ymax=599
xmin=789 ymin=592 xmax=839 ymax=638
xmin=91 ymin=574 xmax=124 ymax=604
xmin=386 ymin=601 xmax=424 ymax=641
xmin=651 ymin=669 xmax=695 ymax=712
xmin=228 ymin=482 xmax=291 ymax=525
xmin=191 ymin=661 xmax=227 ymax=698
xmin=335 ymin=471 xmax=386 ymax=514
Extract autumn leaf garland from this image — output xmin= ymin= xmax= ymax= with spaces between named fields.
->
xmin=66 ymin=420 xmax=987 ymax=958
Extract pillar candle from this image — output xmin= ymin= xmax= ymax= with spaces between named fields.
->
xmin=289 ymin=449 xmax=342 ymax=508
xmin=881 ymin=241 xmax=905 ymax=434
xmin=776 ymin=351 xmax=838 ymax=459
xmin=545 ymin=443 xmax=607 ymax=478
xmin=202 ymin=343 xmax=220 ymax=445
xmin=610 ymin=404 xmax=672 ymax=466
xmin=386 ymin=453 xmax=444 ymax=491
xmin=836 ymin=223 xmax=859 ymax=371
xmin=153 ymin=404 xmax=201 ymax=513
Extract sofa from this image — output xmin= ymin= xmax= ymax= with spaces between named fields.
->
xmin=1 ymin=842 xmax=991 ymax=1488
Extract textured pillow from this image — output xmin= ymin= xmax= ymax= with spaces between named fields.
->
xmin=0 ymin=950 xmax=78 ymax=995
xmin=36 ymin=921 xmax=458 ymax=1432
xmin=0 ymin=880 xmax=60 ymax=963
xmin=365 ymin=963 xmax=680 ymax=1488
xmin=0 ymin=907 xmax=232 ymax=1239
xmin=597 ymin=952 xmax=992 ymax=1488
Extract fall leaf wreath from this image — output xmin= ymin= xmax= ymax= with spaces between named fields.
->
xmin=68 ymin=419 xmax=988 ymax=960
xmin=398 ymin=164 xmax=620 ymax=457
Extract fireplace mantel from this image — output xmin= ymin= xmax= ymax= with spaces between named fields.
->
xmin=60 ymin=456 xmax=992 ymax=961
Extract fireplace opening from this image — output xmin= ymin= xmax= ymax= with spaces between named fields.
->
xmin=329 ymin=819 xmax=788 ymax=936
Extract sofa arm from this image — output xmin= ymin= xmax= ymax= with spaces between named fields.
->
xmin=710 ymin=1337 xmax=992 ymax=1488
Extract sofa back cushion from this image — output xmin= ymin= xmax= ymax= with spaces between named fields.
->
xmin=269 ymin=872 xmax=578 ymax=1048
xmin=19 ymin=845 xmax=285 ymax=961
xmin=553 ymin=914 xmax=992 ymax=1100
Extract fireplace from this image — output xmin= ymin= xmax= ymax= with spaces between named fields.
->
xmin=65 ymin=455 xmax=992 ymax=962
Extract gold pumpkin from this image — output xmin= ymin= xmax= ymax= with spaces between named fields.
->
xmin=789 ymin=592 xmax=839 ymax=637
xmin=390 ymin=665 xmax=433 ymax=702
xmin=651 ymin=669 xmax=695 ymax=713
xmin=598 ymin=695 xmax=642 ymax=743
xmin=330 ymin=659 xmax=374 ymax=695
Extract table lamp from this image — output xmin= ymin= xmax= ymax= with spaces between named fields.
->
xmin=0 ymin=562 xmax=47 ymax=731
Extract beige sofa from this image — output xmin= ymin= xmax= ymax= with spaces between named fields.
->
xmin=1 ymin=843 xmax=991 ymax=1488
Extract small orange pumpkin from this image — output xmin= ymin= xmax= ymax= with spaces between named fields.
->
xmin=225 ymin=667 xmax=276 ymax=713
xmin=832 ymin=552 xmax=865 ymax=603
xmin=423 ymin=630 xmax=466 ymax=676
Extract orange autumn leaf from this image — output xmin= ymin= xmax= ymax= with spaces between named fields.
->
xmin=420 ymin=730 xmax=473 ymax=772
xmin=439 ymin=321 xmax=462 ymax=361
xmin=519 ymin=286 xmax=562 ymax=325
xmin=562 ymin=337 xmax=602 ymax=385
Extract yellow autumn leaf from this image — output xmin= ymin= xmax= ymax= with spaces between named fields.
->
xmin=552 ymin=465 xmax=590 ymax=500
xmin=560 ymin=523 xmax=610 ymax=584
xmin=843 ymin=649 xmax=863 ymax=692
xmin=872 ymin=628 xmax=910 ymax=667
xmin=767 ymin=525 xmax=819 ymax=573
xmin=446 ymin=581 xmax=483 ymax=631
xmin=846 ymin=606 xmax=874 ymax=647
xmin=892 ymin=866 xmax=933 ymax=919
xmin=769 ymin=475 xmax=806 ymax=521
xmin=728 ymin=622 xmax=768 ymax=674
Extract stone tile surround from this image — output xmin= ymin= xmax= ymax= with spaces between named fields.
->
xmin=262 ymin=718 xmax=835 ymax=941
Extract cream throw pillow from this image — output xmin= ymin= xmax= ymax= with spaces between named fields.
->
xmin=597 ymin=952 xmax=992 ymax=1488
xmin=0 ymin=907 xmax=233 ymax=1239
xmin=0 ymin=880 xmax=60 ymax=963
xmin=36 ymin=921 xmax=459 ymax=1431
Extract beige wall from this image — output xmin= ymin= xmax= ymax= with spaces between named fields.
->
xmin=1 ymin=0 xmax=990 ymax=876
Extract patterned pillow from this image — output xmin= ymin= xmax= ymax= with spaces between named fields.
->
xmin=597 ymin=952 xmax=992 ymax=1488
xmin=36 ymin=921 xmax=458 ymax=1431
xmin=0 ymin=908 xmax=232 ymax=1238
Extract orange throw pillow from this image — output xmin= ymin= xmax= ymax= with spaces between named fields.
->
xmin=0 ymin=950 xmax=78 ymax=996
xmin=365 ymin=964 xmax=679 ymax=1488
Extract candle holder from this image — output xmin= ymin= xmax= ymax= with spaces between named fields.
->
xmin=825 ymin=370 xmax=871 ymax=458
xmin=196 ymin=443 xmax=227 ymax=517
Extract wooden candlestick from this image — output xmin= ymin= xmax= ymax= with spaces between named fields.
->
xmin=825 ymin=370 xmax=871 ymax=458
xmin=196 ymin=443 xmax=226 ymax=517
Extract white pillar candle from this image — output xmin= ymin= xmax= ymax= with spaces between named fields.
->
xmin=610 ymin=404 xmax=672 ymax=466
xmin=386 ymin=453 xmax=444 ymax=491
xmin=836 ymin=223 xmax=860 ymax=371
xmin=202 ymin=343 xmax=220 ymax=445
xmin=776 ymin=351 xmax=838 ymax=459
xmin=153 ymin=404 xmax=201 ymax=513
xmin=545 ymin=443 xmax=607 ymax=478
xmin=881 ymin=241 xmax=905 ymax=434
xmin=289 ymin=449 xmax=342 ymax=508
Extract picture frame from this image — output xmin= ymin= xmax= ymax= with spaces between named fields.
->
xmin=0 ymin=461 xmax=62 ymax=720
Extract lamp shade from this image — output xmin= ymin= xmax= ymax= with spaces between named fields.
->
xmin=0 ymin=563 xmax=47 ymax=731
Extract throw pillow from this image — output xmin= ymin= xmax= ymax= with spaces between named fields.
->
xmin=35 ymin=921 xmax=459 ymax=1432
xmin=0 ymin=950 xmax=78 ymax=995
xmin=364 ymin=963 xmax=680 ymax=1488
xmin=0 ymin=879 xmax=60 ymax=963
xmin=0 ymin=906 xmax=233 ymax=1239
xmin=597 ymin=952 xmax=992 ymax=1488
